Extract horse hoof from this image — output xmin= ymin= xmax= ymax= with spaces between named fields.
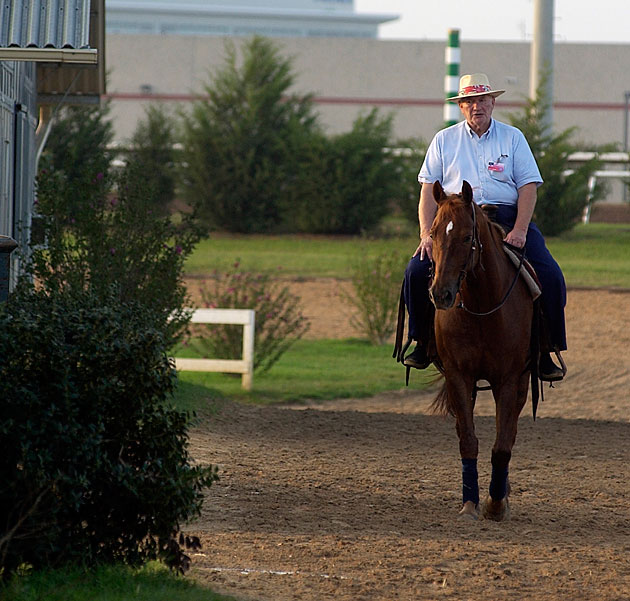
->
xmin=481 ymin=495 xmax=510 ymax=521
xmin=458 ymin=501 xmax=479 ymax=520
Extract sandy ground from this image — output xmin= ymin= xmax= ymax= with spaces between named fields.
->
xmin=184 ymin=282 xmax=630 ymax=601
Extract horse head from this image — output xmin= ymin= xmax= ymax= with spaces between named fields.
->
xmin=429 ymin=181 xmax=477 ymax=310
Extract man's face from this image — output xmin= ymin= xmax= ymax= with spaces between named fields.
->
xmin=458 ymin=94 xmax=495 ymax=134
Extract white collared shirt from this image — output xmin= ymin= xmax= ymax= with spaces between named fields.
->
xmin=418 ymin=119 xmax=543 ymax=206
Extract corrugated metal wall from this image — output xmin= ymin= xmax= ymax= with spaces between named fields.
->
xmin=0 ymin=0 xmax=91 ymax=50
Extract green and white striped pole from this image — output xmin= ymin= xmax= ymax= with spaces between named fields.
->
xmin=444 ymin=29 xmax=460 ymax=128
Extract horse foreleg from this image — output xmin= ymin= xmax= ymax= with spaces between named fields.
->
xmin=481 ymin=449 xmax=512 ymax=521
xmin=458 ymin=457 xmax=479 ymax=520
xmin=482 ymin=376 xmax=528 ymax=521
xmin=448 ymin=379 xmax=479 ymax=519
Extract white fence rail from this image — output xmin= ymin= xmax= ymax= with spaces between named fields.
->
xmin=174 ymin=308 xmax=255 ymax=390
xmin=564 ymin=152 xmax=630 ymax=223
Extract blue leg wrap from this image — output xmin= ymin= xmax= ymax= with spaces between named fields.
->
xmin=461 ymin=458 xmax=479 ymax=505
xmin=489 ymin=466 xmax=509 ymax=501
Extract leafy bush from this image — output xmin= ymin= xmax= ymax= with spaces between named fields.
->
xmin=288 ymin=110 xmax=411 ymax=235
xmin=391 ymin=139 xmax=428 ymax=227
xmin=343 ymin=250 xmax=409 ymax=345
xmin=38 ymin=103 xmax=114 ymax=215
xmin=180 ymin=36 xmax=319 ymax=233
xmin=507 ymin=75 xmax=607 ymax=236
xmin=190 ymin=261 xmax=310 ymax=373
xmin=125 ymin=103 xmax=179 ymax=216
xmin=32 ymin=155 xmax=202 ymax=348
xmin=0 ymin=287 xmax=218 ymax=577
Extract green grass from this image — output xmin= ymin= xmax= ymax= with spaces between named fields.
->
xmin=176 ymin=222 xmax=630 ymax=411
xmin=547 ymin=223 xmax=630 ymax=288
xmin=0 ymin=563 xmax=234 ymax=601
xmin=173 ymin=338 xmax=434 ymax=412
xmin=185 ymin=223 xmax=630 ymax=288
xmin=184 ymin=232 xmax=418 ymax=278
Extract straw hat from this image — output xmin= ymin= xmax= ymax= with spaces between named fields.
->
xmin=447 ymin=73 xmax=505 ymax=102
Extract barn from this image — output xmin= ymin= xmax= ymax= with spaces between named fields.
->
xmin=0 ymin=0 xmax=105 ymax=287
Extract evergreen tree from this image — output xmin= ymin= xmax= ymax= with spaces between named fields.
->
xmin=126 ymin=103 xmax=178 ymax=215
xmin=180 ymin=36 xmax=319 ymax=233
xmin=507 ymin=77 xmax=606 ymax=236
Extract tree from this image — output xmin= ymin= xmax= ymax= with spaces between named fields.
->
xmin=507 ymin=77 xmax=606 ymax=236
xmin=41 ymin=102 xmax=114 ymax=215
xmin=180 ymin=36 xmax=320 ymax=233
xmin=126 ymin=103 xmax=179 ymax=215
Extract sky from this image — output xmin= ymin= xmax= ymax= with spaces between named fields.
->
xmin=354 ymin=0 xmax=630 ymax=44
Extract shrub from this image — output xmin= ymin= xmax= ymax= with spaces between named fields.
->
xmin=391 ymin=139 xmax=428 ymax=227
xmin=31 ymin=156 xmax=203 ymax=348
xmin=288 ymin=110 xmax=408 ymax=235
xmin=38 ymin=103 xmax=114 ymax=215
xmin=190 ymin=261 xmax=310 ymax=373
xmin=125 ymin=103 xmax=179 ymax=216
xmin=343 ymin=250 xmax=409 ymax=345
xmin=0 ymin=286 xmax=218 ymax=577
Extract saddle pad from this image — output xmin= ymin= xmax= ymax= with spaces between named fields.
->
xmin=503 ymin=246 xmax=542 ymax=301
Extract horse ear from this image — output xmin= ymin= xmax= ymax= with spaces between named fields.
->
xmin=461 ymin=180 xmax=473 ymax=205
xmin=432 ymin=181 xmax=446 ymax=204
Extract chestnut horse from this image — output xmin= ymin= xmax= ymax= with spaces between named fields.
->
xmin=429 ymin=180 xmax=538 ymax=521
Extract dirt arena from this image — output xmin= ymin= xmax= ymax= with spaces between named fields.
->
xmin=186 ymin=282 xmax=630 ymax=601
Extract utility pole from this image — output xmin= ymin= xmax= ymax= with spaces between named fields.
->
xmin=529 ymin=0 xmax=554 ymax=134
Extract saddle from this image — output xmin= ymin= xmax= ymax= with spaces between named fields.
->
xmin=502 ymin=243 xmax=541 ymax=301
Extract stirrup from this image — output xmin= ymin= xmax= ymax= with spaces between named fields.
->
xmin=540 ymin=351 xmax=567 ymax=383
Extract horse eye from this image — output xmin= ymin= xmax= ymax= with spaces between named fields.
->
xmin=463 ymin=235 xmax=473 ymax=243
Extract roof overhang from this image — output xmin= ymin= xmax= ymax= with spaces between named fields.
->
xmin=0 ymin=47 xmax=97 ymax=64
xmin=37 ymin=0 xmax=106 ymax=104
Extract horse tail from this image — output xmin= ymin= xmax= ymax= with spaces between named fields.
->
xmin=430 ymin=381 xmax=453 ymax=416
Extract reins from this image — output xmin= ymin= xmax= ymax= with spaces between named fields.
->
xmin=448 ymin=203 xmax=526 ymax=317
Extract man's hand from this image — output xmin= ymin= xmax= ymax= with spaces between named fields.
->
xmin=504 ymin=227 xmax=527 ymax=249
xmin=413 ymin=234 xmax=433 ymax=261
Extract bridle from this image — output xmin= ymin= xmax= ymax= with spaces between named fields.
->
xmin=433 ymin=202 xmax=525 ymax=317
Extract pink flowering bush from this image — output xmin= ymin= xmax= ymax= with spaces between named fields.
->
xmin=343 ymin=250 xmax=409 ymax=345
xmin=191 ymin=261 xmax=310 ymax=373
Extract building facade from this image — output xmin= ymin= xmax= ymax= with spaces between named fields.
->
xmin=106 ymin=0 xmax=397 ymax=39
xmin=0 ymin=61 xmax=37 ymax=258
xmin=0 ymin=0 xmax=105 ymax=279
xmin=106 ymin=34 xmax=630 ymax=148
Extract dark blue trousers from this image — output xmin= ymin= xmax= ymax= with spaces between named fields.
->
xmin=403 ymin=204 xmax=567 ymax=351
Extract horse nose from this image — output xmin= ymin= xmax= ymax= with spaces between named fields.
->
xmin=430 ymin=285 xmax=455 ymax=310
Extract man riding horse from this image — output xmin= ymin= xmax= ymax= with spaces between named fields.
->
xmin=402 ymin=73 xmax=566 ymax=382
